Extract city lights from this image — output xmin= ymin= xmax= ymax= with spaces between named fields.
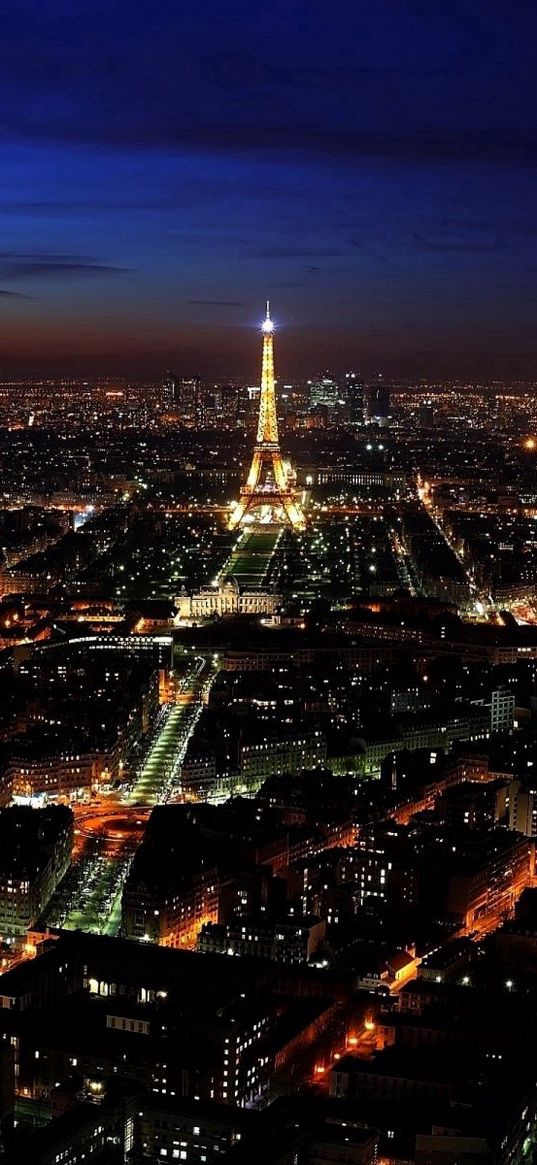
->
xmin=0 ymin=1 xmax=536 ymax=1160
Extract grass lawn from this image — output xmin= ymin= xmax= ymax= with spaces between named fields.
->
xmin=225 ymin=529 xmax=280 ymax=588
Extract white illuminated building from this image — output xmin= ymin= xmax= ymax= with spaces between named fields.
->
xmin=176 ymin=576 xmax=281 ymax=621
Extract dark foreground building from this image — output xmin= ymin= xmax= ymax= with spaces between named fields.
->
xmin=0 ymin=932 xmax=340 ymax=1111
xmin=0 ymin=805 xmax=73 ymax=937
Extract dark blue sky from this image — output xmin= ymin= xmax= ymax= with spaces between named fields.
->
xmin=2 ymin=0 xmax=537 ymax=378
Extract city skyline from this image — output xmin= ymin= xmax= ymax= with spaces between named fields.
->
xmin=2 ymin=1 xmax=537 ymax=378
xmin=3 ymin=9 xmax=537 ymax=1161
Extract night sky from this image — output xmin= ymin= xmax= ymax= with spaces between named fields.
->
xmin=2 ymin=0 xmax=537 ymax=379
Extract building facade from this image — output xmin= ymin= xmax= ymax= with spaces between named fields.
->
xmin=176 ymin=578 xmax=281 ymax=621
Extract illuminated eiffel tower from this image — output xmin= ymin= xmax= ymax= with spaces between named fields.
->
xmin=228 ymin=303 xmax=306 ymax=531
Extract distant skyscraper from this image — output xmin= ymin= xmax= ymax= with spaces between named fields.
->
xmin=308 ymin=374 xmax=339 ymax=412
xmin=364 ymin=378 xmax=390 ymax=426
xmin=162 ymin=374 xmax=203 ymax=424
xmin=178 ymin=377 xmax=201 ymax=423
xmin=162 ymin=370 xmax=177 ymax=409
xmin=345 ymin=373 xmax=364 ymax=423
xmin=212 ymin=384 xmax=239 ymax=424
xmin=418 ymin=400 xmax=435 ymax=428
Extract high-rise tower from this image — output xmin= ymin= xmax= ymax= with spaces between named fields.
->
xmin=228 ymin=304 xmax=306 ymax=531
xmin=364 ymin=376 xmax=390 ymax=427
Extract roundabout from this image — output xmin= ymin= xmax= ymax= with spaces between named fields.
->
xmin=74 ymin=806 xmax=150 ymax=843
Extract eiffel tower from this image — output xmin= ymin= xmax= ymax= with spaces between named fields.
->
xmin=228 ymin=303 xmax=306 ymax=531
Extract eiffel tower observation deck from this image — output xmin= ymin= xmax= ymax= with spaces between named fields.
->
xmin=228 ymin=303 xmax=306 ymax=531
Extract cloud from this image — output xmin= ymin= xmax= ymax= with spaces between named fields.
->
xmin=6 ymin=262 xmax=130 ymax=277
xmin=187 ymin=299 xmax=246 ymax=306
xmin=251 ymin=245 xmax=342 ymax=258
xmin=0 ymin=288 xmax=32 ymax=298
xmin=201 ymin=52 xmax=279 ymax=90
xmin=0 ymin=252 xmax=131 ymax=279
xmin=1 ymin=3 xmax=537 ymax=173
xmin=0 ymin=198 xmax=206 ymax=216
xmin=412 ymin=232 xmax=503 ymax=253
xmin=0 ymin=200 xmax=153 ymax=215
xmin=3 ymin=100 xmax=537 ymax=171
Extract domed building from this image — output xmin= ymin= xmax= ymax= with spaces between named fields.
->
xmin=176 ymin=574 xmax=281 ymax=621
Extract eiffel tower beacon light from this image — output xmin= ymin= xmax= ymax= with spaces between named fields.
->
xmin=228 ymin=303 xmax=306 ymax=531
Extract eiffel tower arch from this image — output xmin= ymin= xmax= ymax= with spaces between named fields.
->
xmin=228 ymin=303 xmax=306 ymax=531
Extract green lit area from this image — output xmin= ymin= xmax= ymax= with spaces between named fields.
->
xmin=126 ymin=702 xmax=200 ymax=806
xmin=223 ymin=528 xmax=281 ymax=589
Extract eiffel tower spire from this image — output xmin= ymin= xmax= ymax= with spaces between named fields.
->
xmin=228 ymin=304 xmax=306 ymax=531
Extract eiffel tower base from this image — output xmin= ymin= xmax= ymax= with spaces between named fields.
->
xmin=228 ymin=489 xmax=306 ymax=531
